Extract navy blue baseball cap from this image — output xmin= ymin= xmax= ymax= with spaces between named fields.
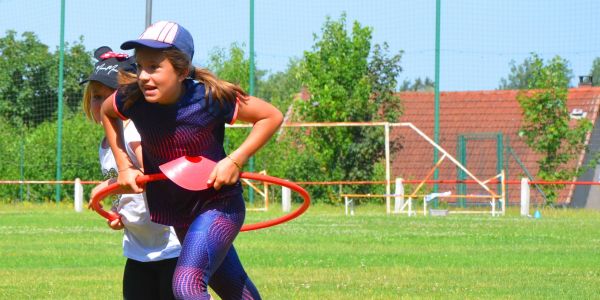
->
xmin=121 ymin=21 xmax=194 ymax=61
xmin=80 ymin=46 xmax=136 ymax=89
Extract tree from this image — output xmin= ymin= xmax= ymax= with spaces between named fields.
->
xmin=0 ymin=30 xmax=93 ymax=127
xmin=400 ymin=77 xmax=434 ymax=92
xmin=291 ymin=14 xmax=403 ymax=202
xmin=589 ymin=57 xmax=600 ymax=87
xmin=500 ymin=55 xmax=573 ymax=90
xmin=257 ymin=58 xmax=303 ymax=114
xmin=517 ymin=54 xmax=592 ymax=204
xmin=369 ymin=42 xmax=403 ymax=119
xmin=207 ymin=42 xmax=266 ymax=92
xmin=0 ymin=30 xmax=54 ymax=127
xmin=52 ymin=38 xmax=95 ymax=112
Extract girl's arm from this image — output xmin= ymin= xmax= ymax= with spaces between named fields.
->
xmin=208 ymin=96 xmax=283 ymax=190
xmin=129 ymin=140 xmax=144 ymax=172
xmin=101 ymin=97 xmax=144 ymax=193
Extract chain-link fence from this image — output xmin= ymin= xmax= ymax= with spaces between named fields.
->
xmin=1 ymin=1 xmax=599 ymax=204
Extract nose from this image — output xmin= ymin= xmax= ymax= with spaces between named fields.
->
xmin=138 ymin=69 xmax=150 ymax=81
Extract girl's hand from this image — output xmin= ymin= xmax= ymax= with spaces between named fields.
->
xmin=207 ymin=157 xmax=241 ymax=190
xmin=118 ymin=167 xmax=144 ymax=193
xmin=107 ymin=217 xmax=124 ymax=230
xmin=89 ymin=178 xmax=117 ymax=209
xmin=89 ymin=184 xmax=103 ymax=210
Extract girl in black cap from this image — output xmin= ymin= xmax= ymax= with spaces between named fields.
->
xmin=82 ymin=46 xmax=181 ymax=300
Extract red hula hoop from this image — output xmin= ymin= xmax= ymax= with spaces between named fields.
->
xmin=90 ymin=172 xmax=310 ymax=232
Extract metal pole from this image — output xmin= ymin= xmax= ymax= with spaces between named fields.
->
xmin=496 ymin=133 xmax=504 ymax=197
xmin=433 ymin=0 xmax=441 ymax=203
xmin=384 ymin=123 xmax=391 ymax=214
xmin=19 ymin=136 xmax=24 ymax=202
xmin=248 ymin=0 xmax=255 ymax=203
xmin=55 ymin=0 xmax=66 ymax=203
xmin=145 ymin=0 xmax=152 ymax=27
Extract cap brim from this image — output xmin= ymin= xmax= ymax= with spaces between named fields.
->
xmin=79 ymin=74 xmax=118 ymax=90
xmin=121 ymin=39 xmax=173 ymax=51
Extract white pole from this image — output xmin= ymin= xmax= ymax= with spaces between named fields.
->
xmin=520 ymin=177 xmax=530 ymax=216
xmin=74 ymin=178 xmax=83 ymax=213
xmin=345 ymin=196 xmax=349 ymax=215
xmin=501 ymin=170 xmax=506 ymax=216
xmin=384 ymin=123 xmax=391 ymax=214
xmin=282 ymin=186 xmax=291 ymax=212
xmin=394 ymin=178 xmax=404 ymax=213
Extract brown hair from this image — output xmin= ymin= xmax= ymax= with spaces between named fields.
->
xmin=118 ymin=48 xmax=248 ymax=109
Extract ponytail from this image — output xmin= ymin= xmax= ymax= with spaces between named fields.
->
xmin=191 ymin=66 xmax=248 ymax=104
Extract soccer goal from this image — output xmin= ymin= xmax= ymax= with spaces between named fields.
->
xmin=227 ymin=122 xmax=505 ymax=216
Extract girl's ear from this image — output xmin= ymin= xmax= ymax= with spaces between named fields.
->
xmin=178 ymin=68 xmax=189 ymax=83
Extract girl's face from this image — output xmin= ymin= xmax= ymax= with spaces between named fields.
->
xmin=90 ymin=82 xmax=115 ymax=123
xmin=135 ymin=48 xmax=187 ymax=105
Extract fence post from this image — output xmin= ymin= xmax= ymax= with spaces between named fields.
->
xmin=74 ymin=178 xmax=83 ymax=212
xmin=394 ymin=178 xmax=404 ymax=213
xmin=282 ymin=186 xmax=291 ymax=212
xmin=520 ymin=177 xmax=530 ymax=216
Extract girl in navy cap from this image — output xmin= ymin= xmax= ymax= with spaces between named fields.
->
xmin=101 ymin=21 xmax=282 ymax=299
xmin=83 ymin=46 xmax=181 ymax=300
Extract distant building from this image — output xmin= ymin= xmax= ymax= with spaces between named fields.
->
xmin=392 ymin=86 xmax=600 ymax=206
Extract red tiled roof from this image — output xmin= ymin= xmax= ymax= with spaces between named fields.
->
xmin=391 ymin=87 xmax=600 ymax=204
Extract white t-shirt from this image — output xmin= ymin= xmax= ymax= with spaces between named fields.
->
xmin=99 ymin=121 xmax=181 ymax=262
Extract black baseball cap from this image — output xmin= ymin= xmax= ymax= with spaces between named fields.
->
xmin=80 ymin=46 xmax=136 ymax=89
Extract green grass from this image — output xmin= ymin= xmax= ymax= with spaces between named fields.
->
xmin=1 ymin=203 xmax=600 ymax=299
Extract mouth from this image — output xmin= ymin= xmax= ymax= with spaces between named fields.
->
xmin=143 ymin=86 xmax=158 ymax=96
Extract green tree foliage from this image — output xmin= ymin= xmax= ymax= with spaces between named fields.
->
xmin=500 ymin=55 xmax=573 ymax=90
xmin=0 ymin=30 xmax=93 ymax=127
xmin=0 ymin=30 xmax=95 ymax=202
xmin=517 ymin=54 xmax=592 ymax=204
xmin=400 ymin=77 xmax=435 ymax=92
xmin=258 ymin=58 xmax=304 ymax=114
xmin=208 ymin=43 xmax=265 ymax=92
xmin=291 ymin=14 xmax=402 ymax=202
xmin=0 ymin=30 xmax=54 ymax=127
xmin=589 ymin=57 xmax=600 ymax=87
xmin=0 ymin=113 xmax=103 ymax=202
xmin=369 ymin=42 xmax=403 ymax=120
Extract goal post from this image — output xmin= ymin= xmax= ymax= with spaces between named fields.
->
xmin=227 ymin=122 xmax=505 ymax=215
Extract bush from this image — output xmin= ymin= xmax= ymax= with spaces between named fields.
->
xmin=0 ymin=112 xmax=103 ymax=202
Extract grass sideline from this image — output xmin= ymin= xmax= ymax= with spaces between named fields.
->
xmin=1 ymin=202 xmax=600 ymax=299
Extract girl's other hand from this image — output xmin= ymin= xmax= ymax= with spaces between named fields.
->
xmin=207 ymin=157 xmax=241 ymax=190
xmin=107 ymin=217 xmax=125 ymax=230
xmin=89 ymin=178 xmax=117 ymax=209
xmin=118 ymin=167 xmax=144 ymax=193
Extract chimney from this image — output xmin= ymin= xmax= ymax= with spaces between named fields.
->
xmin=578 ymin=75 xmax=593 ymax=87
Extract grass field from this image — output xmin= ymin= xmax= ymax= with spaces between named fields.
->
xmin=1 ymin=202 xmax=600 ymax=299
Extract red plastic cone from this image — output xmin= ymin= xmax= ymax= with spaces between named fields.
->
xmin=158 ymin=156 xmax=217 ymax=191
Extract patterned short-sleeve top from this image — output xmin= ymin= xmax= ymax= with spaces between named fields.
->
xmin=112 ymin=79 xmax=242 ymax=226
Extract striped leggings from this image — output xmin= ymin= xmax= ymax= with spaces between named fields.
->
xmin=172 ymin=194 xmax=261 ymax=300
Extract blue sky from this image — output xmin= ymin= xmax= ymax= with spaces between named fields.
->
xmin=1 ymin=0 xmax=599 ymax=91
